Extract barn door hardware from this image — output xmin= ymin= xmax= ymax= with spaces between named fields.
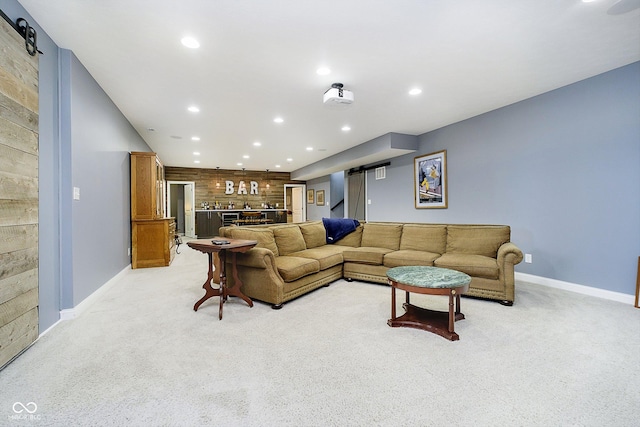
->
xmin=0 ymin=9 xmax=43 ymax=56
xmin=17 ymin=18 xmax=42 ymax=56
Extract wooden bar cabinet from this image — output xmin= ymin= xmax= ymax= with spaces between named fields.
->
xmin=130 ymin=152 xmax=176 ymax=268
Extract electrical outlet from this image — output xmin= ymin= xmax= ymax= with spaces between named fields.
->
xmin=128 ymin=247 xmax=131 ymax=256
xmin=525 ymin=253 xmax=532 ymax=264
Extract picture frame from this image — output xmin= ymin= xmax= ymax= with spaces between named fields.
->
xmin=307 ymin=189 xmax=314 ymax=204
xmin=316 ymin=190 xmax=325 ymax=206
xmin=414 ymin=150 xmax=447 ymax=209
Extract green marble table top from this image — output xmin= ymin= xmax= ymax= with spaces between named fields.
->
xmin=386 ymin=266 xmax=471 ymax=289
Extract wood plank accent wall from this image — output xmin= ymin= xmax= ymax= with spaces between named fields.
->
xmin=0 ymin=15 xmax=39 ymax=368
xmin=165 ymin=167 xmax=303 ymax=209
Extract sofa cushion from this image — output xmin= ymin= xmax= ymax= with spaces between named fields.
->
xmin=400 ymin=224 xmax=446 ymax=254
xmin=434 ymin=253 xmax=499 ymax=279
xmin=289 ymin=247 xmax=344 ymax=270
xmin=299 ymin=221 xmax=327 ymax=249
xmin=227 ymin=227 xmax=279 ymax=256
xmin=446 ymin=225 xmax=510 ymax=258
xmin=334 ymin=225 xmax=363 ymax=247
xmin=361 ymin=223 xmax=403 ymax=250
xmin=342 ymin=247 xmax=394 ymax=265
xmin=273 ymin=225 xmax=307 ymax=255
xmin=274 ymin=256 xmax=320 ymax=282
xmin=383 ymin=250 xmax=440 ymax=268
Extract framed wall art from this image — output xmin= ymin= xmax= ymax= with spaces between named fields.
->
xmin=307 ymin=189 xmax=314 ymax=204
xmin=414 ymin=150 xmax=447 ymax=209
xmin=316 ymin=190 xmax=325 ymax=206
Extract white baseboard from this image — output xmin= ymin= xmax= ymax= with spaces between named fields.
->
xmin=38 ymin=318 xmax=63 ymax=338
xmin=59 ymin=264 xmax=131 ymax=321
xmin=516 ymin=272 xmax=635 ymax=305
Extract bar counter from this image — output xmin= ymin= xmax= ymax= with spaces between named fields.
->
xmin=195 ymin=209 xmax=288 ymax=238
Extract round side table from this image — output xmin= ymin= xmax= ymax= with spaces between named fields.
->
xmin=387 ymin=266 xmax=471 ymax=341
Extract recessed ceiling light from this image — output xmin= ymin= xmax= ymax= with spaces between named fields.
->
xmin=275 ymin=164 xmax=281 ymax=168
xmin=191 ymin=136 xmax=200 ymax=141
xmin=306 ymin=147 xmax=313 ymax=151
xmin=193 ymin=152 xmax=200 ymax=156
xmin=273 ymin=117 xmax=284 ymax=124
xmin=316 ymin=67 xmax=331 ymax=75
xmin=194 ymin=160 xmax=200 ymax=164
xmin=253 ymin=141 xmax=262 ymax=147
xmin=188 ymin=106 xmax=200 ymax=113
xmin=237 ymin=162 xmax=243 ymax=166
xmin=181 ymin=36 xmax=200 ymax=49
xmin=243 ymin=155 xmax=250 ymax=159
xmin=286 ymin=158 xmax=293 ymax=162
xmin=341 ymin=125 xmax=351 ymax=131
xmin=409 ymin=88 xmax=422 ymax=96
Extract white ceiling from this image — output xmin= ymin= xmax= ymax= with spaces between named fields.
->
xmin=17 ymin=0 xmax=640 ymax=177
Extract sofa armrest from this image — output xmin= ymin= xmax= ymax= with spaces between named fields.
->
xmin=235 ymin=247 xmax=276 ymax=269
xmin=226 ymin=247 xmax=286 ymax=305
xmin=497 ymin=242 xmax=524 ymax=266
xmin=213 ymin=247 xmax=276 ymax=284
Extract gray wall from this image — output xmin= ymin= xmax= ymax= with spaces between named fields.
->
xmin=306 ymin=176 xmax=331 ymax=220
xmin=63 ymin=50 xmax=150 ymax=306
xmin=366 ymin=62 xmax=640 ymax=295
xmin=2 ymin=0 xmax=151 ymax=329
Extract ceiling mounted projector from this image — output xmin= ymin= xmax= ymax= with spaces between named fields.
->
xmin=323 ymin=83 xmax=354 ymax=105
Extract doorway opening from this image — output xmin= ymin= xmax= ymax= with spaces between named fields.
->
xmin=284 ymin=184 xmax=306 ymax=223
xmin=167 ymin=181 xmax=196 ymax=238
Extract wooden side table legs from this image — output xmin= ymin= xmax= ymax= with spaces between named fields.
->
xmin=193 ymin=252 xmax=224 ymax=316
xmin=193 ymin=250 xmax=253 ymax=320
xmin=388 ymin=282 xmax=466 ymax=341
xmin=225 ymin=252 xmax=254 ymax=308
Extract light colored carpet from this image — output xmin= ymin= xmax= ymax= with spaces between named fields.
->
xmin=1 ymin=242 xmax=639 ymax=426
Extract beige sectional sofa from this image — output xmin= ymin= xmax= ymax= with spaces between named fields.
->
xmin=217 ymin=221 xmax=523 ymax=309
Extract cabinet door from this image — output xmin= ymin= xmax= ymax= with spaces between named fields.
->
xmin=196 ymin=212 xmax=210 ymax=238
xmin=132 ymin=219 xmax=174 ymax=268
xmin=131 ymin=153 xmax=157 ymax=220
xmin=211 ymin=213 xmax=222 ymax=236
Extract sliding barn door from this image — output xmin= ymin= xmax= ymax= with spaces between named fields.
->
xmin=348 ymin=172 xmax=366 ymax=221
xmin=0 ymin=15 xmax=39 ymax=368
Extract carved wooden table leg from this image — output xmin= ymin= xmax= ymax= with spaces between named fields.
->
xmin=218 ymin=250 xmax=227 ymax=320
xmin=388 ymin=282 xmax=397 ymax=326
xmin=226 ymin=252 xmax=254 ymax=308
xmin=448 ymin=291 xmax=455 ymax=333
xmin=193 ymin=252 xmax=222 ymax=312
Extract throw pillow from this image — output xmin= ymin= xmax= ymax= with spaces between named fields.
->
xmin=273 ymin=225 xmax=307 ymax=255
xmin=299 ymin=221 xmax=326 ymax=249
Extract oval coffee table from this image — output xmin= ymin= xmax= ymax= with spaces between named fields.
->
xmin=387 ymin=266 xmax=471 ymax=341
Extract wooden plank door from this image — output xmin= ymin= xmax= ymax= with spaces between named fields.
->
xmin=0 ymin=15 xmax=39 ymax=368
